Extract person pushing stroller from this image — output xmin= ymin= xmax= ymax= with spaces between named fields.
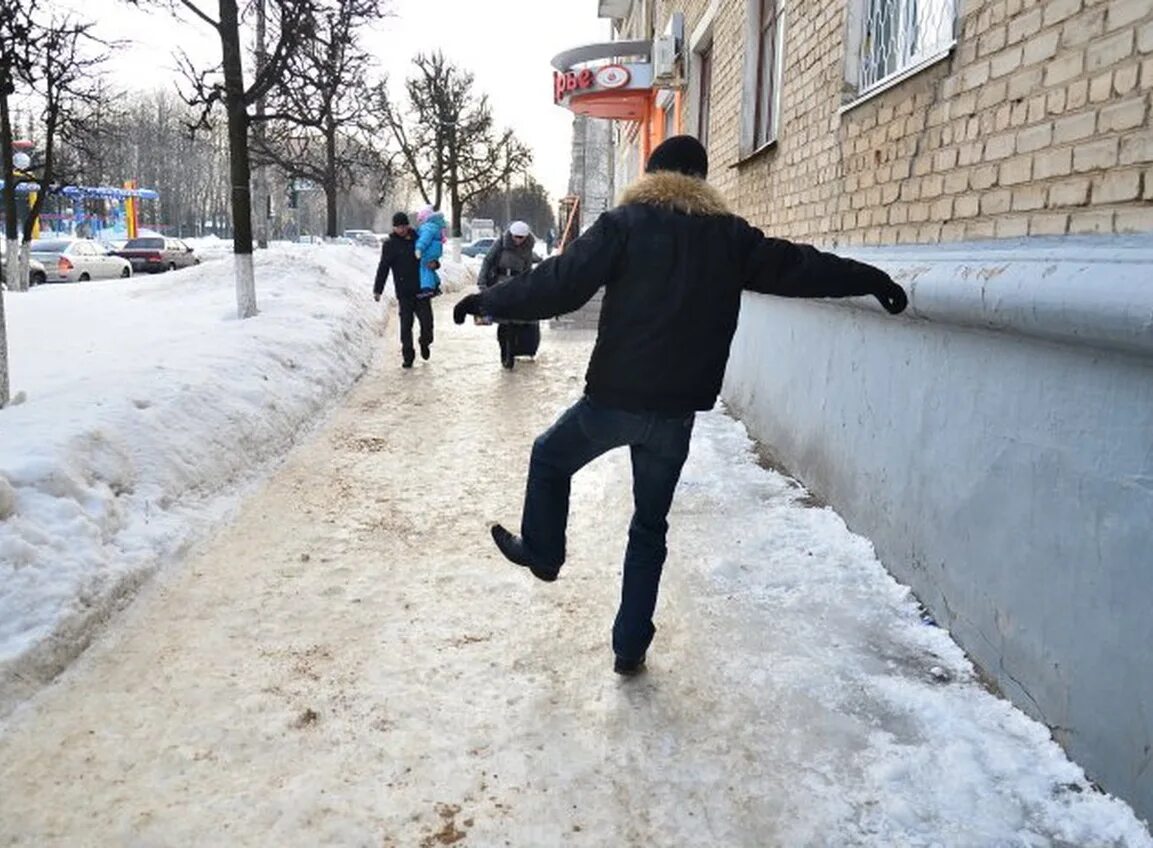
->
xmin=477 ymin=220 xmax=541 ymax=369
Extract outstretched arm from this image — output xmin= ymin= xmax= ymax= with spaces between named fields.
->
xmin=455 ymin=213 xmax=624 ymax=323
xmin=741 ymin=224 xmax=907 ymax=313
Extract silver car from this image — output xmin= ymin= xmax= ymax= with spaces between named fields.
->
xmin=0 ymin=248 xmax=47 ymax=286
xmin=29 ymin=238 xmax=133 ymax=283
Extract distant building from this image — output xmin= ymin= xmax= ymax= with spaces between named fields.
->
xmin=566 ymin=114 xmax=615 ymax=236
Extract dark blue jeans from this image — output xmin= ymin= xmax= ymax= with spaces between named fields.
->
xmin=521 ymin=396 xmax=695 ymax=661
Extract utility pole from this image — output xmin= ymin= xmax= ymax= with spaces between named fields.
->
xmin=503 ymin=173 xmax=511 ymax=228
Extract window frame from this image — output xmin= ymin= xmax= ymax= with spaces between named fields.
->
xmin=739 ymin=0 xmax=786 ymax=160
xmin=687 ymin=0 xmax=719 ymax=149
xmin=697 ymin=45 xmax=713 ymax=149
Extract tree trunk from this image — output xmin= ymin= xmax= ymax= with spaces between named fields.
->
xmin=219 ymin=0 xmax=258 ymax=319
xmin=446 ymin=132 xmax=462 ymax=238
xmin=0 ymin=279 xmax=7 ymax=406
xmin=17 ymin=240 xmax=30 ymax=287
xmin=0 ymin=83 xmax=10 ymax=405
xmin=17 ymin=113 xmax=55 ymax=294
xmin=450 ymin=178 xmax=462 ymax=239
xmin=1 ymin=82 xmax=20 ymax=286
xmin=433 ymin=133 xmax=443 ymax=210
xmin=325 ymin=123 xmax=338 ymax=237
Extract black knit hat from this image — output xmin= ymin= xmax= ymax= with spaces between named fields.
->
xmin=645 ymin=135 xmax=709 ymax=179
xmin=392 ymin=211 xmax=410 ymax=226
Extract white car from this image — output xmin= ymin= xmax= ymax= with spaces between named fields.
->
xmin=29 ymin=238 xmax=133 ymax=283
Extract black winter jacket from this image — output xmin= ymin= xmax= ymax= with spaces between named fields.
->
xmin=374 ymin=230 xmax=420 ymax=299
xmin=476 ymin=171 xmax=897 ymax=414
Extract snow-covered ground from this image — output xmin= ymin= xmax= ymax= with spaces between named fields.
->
xmin=0 ymin=241 xmax=472 ymax=713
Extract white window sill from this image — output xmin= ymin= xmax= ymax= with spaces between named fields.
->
xmin=732 ymin=138 xmax=778 ymax=168
xmin=838 ymin=43 xmax=955 ymax=116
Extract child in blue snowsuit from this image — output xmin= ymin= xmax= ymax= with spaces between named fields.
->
xmin=414 ymin=206 xmax=446 ymax=298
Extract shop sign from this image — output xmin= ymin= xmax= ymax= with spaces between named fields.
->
xmin=553 ymin=64 xmax=632 ymax=102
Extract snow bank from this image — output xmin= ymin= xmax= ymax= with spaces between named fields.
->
xmin=0 ymin=243 xmax=470 ymax=714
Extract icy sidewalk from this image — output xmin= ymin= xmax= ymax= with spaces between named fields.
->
xmin=0 ymin=307 xmax=1148 ymax=847
xmin=660 ymin=410 xmax=1152 ymax=846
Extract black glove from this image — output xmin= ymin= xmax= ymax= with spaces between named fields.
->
xmin=453 ymin=293 xmax=482 ymax=325
xmin=872 ymin=274 xmax=908 ymax=315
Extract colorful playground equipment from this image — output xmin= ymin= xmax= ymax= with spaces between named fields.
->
xmin=3 ymin=141 xmax=158 ymax=242
xmin=0 ymin=181 xmax=159 ymax=242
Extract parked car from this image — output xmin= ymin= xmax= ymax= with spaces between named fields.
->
xmin=29 ymin=238 xmax=132 ymax=282
xmin=355 ymin=232 xmax=384 ymax=248
xmin=342 ymin=229 xmax=382 ymax=247
xmin=0 ymin=245 xmax=48 ymax=287
xmin=111 ymin=237 xmax=199 ymax=273
xmin=461 ymin=237 xmax=496 ymax=258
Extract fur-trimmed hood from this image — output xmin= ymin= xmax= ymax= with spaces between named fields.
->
xmin=618 ymin=171 xmax=730 ymax=216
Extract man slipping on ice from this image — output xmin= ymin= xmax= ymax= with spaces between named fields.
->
xmin=453 ymin=136 xmax=908 ymax=677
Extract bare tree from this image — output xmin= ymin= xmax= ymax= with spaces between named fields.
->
xmin=13 ymin=17 xmax=109 ymax=292
xmin=466 ymin=177 xmax=556 ymax=238
xmin=0 ymin=0 xmax=38 ymax=407
xmin=130 ymin=0 xmax=316 ymax=318
xmin=53 ymin=88 xmax=234 ymax=238
xmin=1 ymin=0 xmax=36 ymax=292
xmin=379 ymin=52 xmax=531 ymax=237
xmin=255 ymin=0 xmax=388 ymax=236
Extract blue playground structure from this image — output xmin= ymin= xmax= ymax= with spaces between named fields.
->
xmin=0 ymin=181 xmax=159 ymax=243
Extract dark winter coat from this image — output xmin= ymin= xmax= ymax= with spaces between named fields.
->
xmin=475 ymin=171 xmax=897 ymax=414
xmin=479 ymin=231 xmax=537 ymax=289
xmin=374 ymin=229 xmax=420 ymax=299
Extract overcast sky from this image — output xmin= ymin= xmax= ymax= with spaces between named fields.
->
xmin=59 ymin=0 xmax=612 ymax=206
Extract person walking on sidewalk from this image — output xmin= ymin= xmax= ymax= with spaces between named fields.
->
xmin=478 ymin=220 xmax=541 ymax=369
xmin=374 ymin=211 xmax=433 ymax=368
xmin=453 ymin=136 xmax=908 ymax=676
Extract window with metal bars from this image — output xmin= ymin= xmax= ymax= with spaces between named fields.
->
xmin=856 ymin=0 xmax=956 ymax=96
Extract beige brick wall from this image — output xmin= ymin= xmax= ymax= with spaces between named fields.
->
xmin=665 ymin=0 xmax=1153 ymax=245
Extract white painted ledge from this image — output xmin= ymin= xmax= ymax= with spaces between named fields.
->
xmin=809 ymin=235 xmax=1153 ymax=358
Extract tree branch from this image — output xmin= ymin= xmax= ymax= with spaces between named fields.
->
xmin=177 ymin=0 xmax=221 ymax=31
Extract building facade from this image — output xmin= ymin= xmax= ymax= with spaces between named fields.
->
xmin=580 ymin=0 xmax=1152 ymax=245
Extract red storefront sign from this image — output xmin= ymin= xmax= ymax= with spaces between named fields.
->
xmin=553 ymin=65 xmax=632 ymax=103
xmin=554 ymin=69 xmax=595 ymax=102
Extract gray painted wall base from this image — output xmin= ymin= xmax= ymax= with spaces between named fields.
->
xmin=721 ymin=235 xmax=1153 ymax=823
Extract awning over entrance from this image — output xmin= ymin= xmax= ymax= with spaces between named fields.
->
xmin=551 ymin=40 xmax=655 ymax=122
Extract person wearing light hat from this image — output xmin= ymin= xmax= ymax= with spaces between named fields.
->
xmin=453 ymin=135 xmax=907 ymax=676
xmin=477 ymin=220 xmax=540 ymax=369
